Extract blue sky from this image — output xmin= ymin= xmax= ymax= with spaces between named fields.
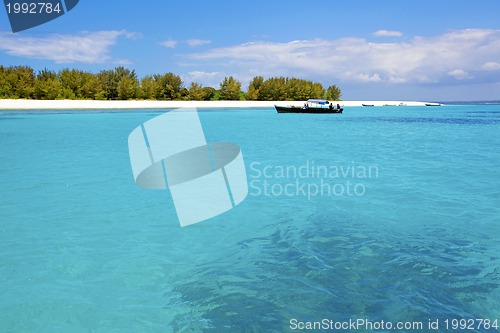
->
xmin=1 ymin=0 xmax=500 ymax=101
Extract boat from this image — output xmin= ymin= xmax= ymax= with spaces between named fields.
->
xmin=362 ymin=104 xmax=375 ymax=107
xmin=275 ymin=99 xmax=343 ymax=114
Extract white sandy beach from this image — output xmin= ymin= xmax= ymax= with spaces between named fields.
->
xmin=0 ymin=99 xmax=439 ymax=110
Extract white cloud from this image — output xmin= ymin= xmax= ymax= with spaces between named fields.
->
xmin=159 ymin=39 xmax=211 ymax=48
xmin=181 ymin=71 xmax=225 ymax=87
xmin=447 ymin=69 xmax=472 ymax=80
xmin=357 ymin=73 xmax=382 ymax=82
xmin=160 ymin=40 xmax=178 ymax=48
xmin=372 ymin=30 xmax=403 ymax=37
xmin=123 ymin=31 xmax=142 ymax=40
xmin=482 ymin=61 xmax=500 ymax=70
xmin=185 ymin=39 xmax=211 ymax=47
xmin=184 ymin=29 xmax=500 ymax=86
xmin=0 ymin=30 xmax=135 ymax=63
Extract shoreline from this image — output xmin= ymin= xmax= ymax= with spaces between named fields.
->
xmin=0 ymin=99 xmax=440 ymax=110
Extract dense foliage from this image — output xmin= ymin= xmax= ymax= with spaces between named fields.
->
xmin=0 ymin=66 xmax=342 ymax=101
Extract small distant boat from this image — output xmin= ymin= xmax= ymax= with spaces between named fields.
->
xmin=425 ymin=103 xmax=442 ymax=106
xmin=275 ymin=99 xmax=343 ymax=114
xmin=362 ymin=104 xmax=375 ymax=107
xmin=383 ymin=103 xmax=407 ymax=106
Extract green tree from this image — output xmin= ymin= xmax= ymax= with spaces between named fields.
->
xmin=97 ymin=67 xmax=137 ymax=100
xmin=1 ymin=66 xmax=36 ymax=98
xmin=255 ymin=76 xmax=327 ymax=101
xmin=16 ymin=66 xmax=36 ymax=99
xmin=97 ymin=69 xmax=116 ymax=100
xmin=58 ymin=69 xmax=102 ymax=99
xmin=202 ymin=87 xmax=217 ymax=101
xmin=187 ymin=82 xmax=205 ymax=100
xmin=285 ymin=78 xmax=304 ymax=100
xmin=59 ymin=68 xmax=81 ymax=99
xmin=284 ymin=78 xmax=325 ymax=100
xmin=219 ymin=76 xmax=242 ymax=100
xmin=310 ymin=82 xmax=325 ymax=99
xmin=0 ymin=65 xmax=13 ymax=98
xmin=34 ymin=69 xmax=62 ymax=100
xmin=80 ymin=72 xmax=103 ymax=100
xmin=118 ymin=76 xmax=139 ymax=100
xmin=153 ymin=72 xmax=183 ymax=100
xmin=179 ymin=87 xmax=189 ymax=100
xmin=139 ymin=75 xmax=156 ymax=99
xmin=0 ymin=65 xmax=342 ymax=103
xmin=325 ymin=84 xmax=342 ymax=100
xmin=258 ymin=77 xmax=286 ymax=101
xmin=246 ymin=76 xmax=264 ymax=100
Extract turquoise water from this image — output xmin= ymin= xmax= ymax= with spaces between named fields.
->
xmin=1 ymin=105 xmax=499 ymax=332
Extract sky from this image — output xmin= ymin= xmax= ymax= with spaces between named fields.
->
xmin=1 ymin=0 xmax=500 ymax=101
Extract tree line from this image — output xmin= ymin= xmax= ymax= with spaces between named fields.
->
xmin=0 ymin=65 xmax=342 ymax=101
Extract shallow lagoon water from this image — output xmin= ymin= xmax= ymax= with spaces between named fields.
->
xmin=1 ymin=105 xmax=499 ymax=332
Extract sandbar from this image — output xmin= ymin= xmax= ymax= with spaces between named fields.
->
xmin=0 ymin=99 xmax=440 ymax=110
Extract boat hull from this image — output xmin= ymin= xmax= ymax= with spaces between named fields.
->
xmin=275 ymin=106 xmax=343 ymax=114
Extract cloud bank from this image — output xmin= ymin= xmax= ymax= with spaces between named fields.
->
xmin=372 ymin=30 xmax=403 ymax=37
xmin=0 ymin=30 xmax=137 ymax=63
xmin=186 ymin=29 xmax=500 ymax=86
xmin=159 ymin=38 xmax=212 ymax=48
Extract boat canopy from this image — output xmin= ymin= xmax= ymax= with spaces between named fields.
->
xmin=307 ymin=99 xmax=329 ymax=105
